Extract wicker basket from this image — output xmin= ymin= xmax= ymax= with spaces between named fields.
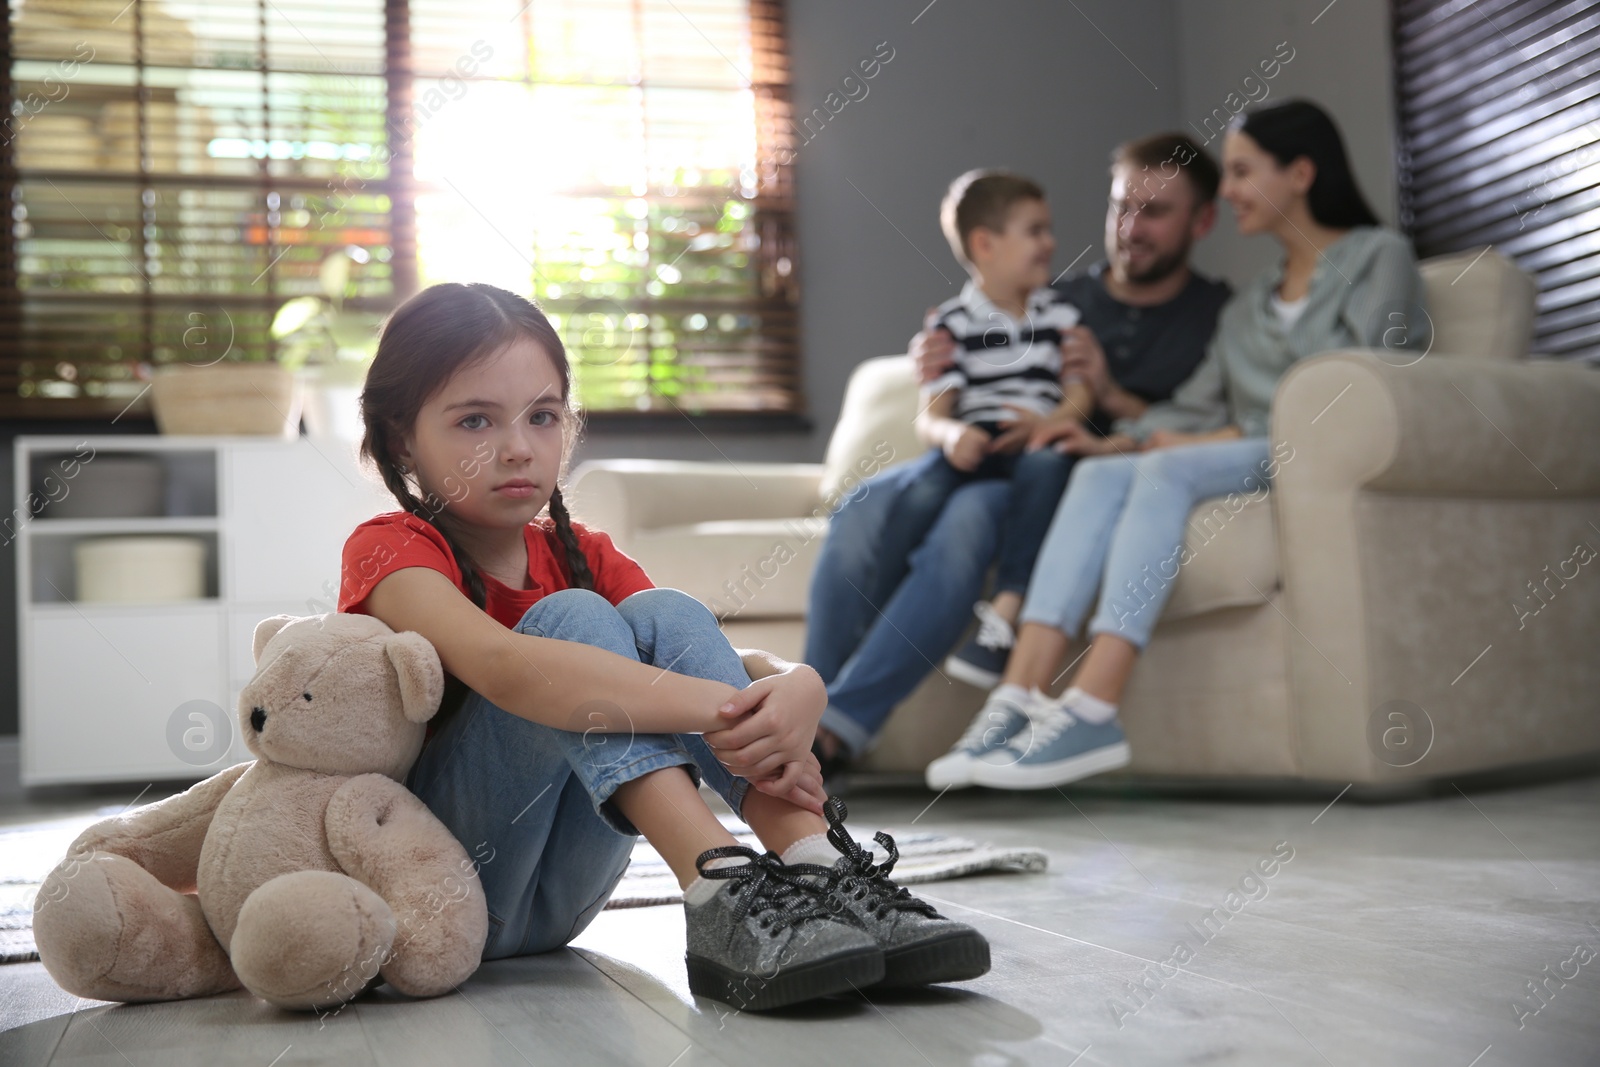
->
xmin=150 ymin=363 xmax=302 ymax=437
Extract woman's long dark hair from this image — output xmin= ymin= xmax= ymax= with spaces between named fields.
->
xmin=1232 ymin=100 xmax=1379 ymax=229
xmin=359 ymin=282 xmax=594 ymax=726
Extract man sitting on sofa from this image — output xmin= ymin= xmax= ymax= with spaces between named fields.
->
xmin=807 ymin=131 xmax=1233 ymax=774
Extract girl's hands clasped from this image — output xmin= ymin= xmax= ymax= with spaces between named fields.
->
xmin=705 ymin=664 xmax=829 ymax=812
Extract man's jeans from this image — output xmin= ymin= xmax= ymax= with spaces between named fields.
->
xmin=805 ymin=476 xmax=1010 ymax=757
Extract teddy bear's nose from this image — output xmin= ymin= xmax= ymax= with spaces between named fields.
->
xmin=250 ymin=706 xmax=266 ymax=733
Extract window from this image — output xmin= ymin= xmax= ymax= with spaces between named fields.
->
xmin=0 ymin=0 xmax=799 ymax=420
xmin=1393 ymin=0 xmax=1600 ymax=361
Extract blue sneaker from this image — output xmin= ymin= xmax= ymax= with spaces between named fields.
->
xmin=924 ymin=691 xmax=1032 ymax=790
xmin=970 ymin=703 xmax=1131 ymax=789
xmin=943 ymin=602 xmax=1015 ymax=689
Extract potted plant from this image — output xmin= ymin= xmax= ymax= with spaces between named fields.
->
xmin=147 ymin=250 xmax=382 ymax=438
xmin=269 ymin=250 xmax=384 ymax=442
xmin=148 ymin=317 xmax=306 ymax=438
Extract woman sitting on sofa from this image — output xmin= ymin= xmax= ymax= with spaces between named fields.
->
xmin=927 ymin=99 xmax=1431 ymax=791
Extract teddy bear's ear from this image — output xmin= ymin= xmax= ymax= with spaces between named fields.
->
xmin=385 ymin=631 xmax=445 ymax=723
xmin=251 ymin=615 xmax=298 ymax=665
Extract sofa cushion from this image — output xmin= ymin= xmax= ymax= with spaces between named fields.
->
xmin=629 ymin=518 xmax=823 ymax=620
xmin=820 ymin=354 xmax=924 ymax=501
xmin=641 ymin=489 xmax=1278 ymax=625
xmin=1417 ymin=248 xmax=1535 ymax=361
xmin=1161 ymin=492 xmax=1280 ymax=622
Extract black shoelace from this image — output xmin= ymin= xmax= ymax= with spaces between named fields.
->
xmin=695 ymin=845 xmax=836 ymax=937
xmin=793 ymin=798 xmax=941 ymax=923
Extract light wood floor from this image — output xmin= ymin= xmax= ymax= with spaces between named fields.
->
xmin=3 ymin=774 xmax=1598 ymax=1066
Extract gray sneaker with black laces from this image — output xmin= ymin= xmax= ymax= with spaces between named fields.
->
xmin=788 ymin=798 xmax=991 ymax=987
xmin=684 ymin=845 xmax=884 ymax=1010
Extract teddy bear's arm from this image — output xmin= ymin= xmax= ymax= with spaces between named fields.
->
xmin=324 ymin=774 xmax=488 ymax=997
xmin=66 ymin=761 xmax=253 ymax=894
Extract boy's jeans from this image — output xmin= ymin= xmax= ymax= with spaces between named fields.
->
xmin=876 ymin=444 xmax=1080 ymax=598
xmin=405 ymin=587 xmax=750 ymax=960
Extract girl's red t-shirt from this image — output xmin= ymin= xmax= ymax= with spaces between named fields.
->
xmin=337 ymin=510 xmax=654 ymax=627
xmin=338 ymin=511 xmax=656 ymax=743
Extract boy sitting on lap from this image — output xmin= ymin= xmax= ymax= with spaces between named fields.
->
xmin=859 ymin=171 xmax=1093 ymax=664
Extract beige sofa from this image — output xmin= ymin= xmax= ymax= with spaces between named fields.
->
xmin=568 ymin=250 xmax=1600 ymax=786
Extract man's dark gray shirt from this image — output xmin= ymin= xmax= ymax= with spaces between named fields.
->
xmin=1054 ymin=260 xmax=1232 ymax=435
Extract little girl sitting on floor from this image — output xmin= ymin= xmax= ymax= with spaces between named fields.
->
xmin=337 ymin=282 xmax=989 ymax=1009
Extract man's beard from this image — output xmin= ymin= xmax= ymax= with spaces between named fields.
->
xmin=1119 ymin=241 xmax=1190 ymax=285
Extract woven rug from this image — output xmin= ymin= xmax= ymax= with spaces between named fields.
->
xmin=0 ymin=809 xmax=1047 ymax=964
xmin=610 ymin=815 xmax=1049 ymax=908
xmin=1 ymin=808 xmax=129 ymax=964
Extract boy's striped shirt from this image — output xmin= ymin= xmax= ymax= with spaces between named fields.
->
xmin=924 ymin=282 xmax=1081 ymax=424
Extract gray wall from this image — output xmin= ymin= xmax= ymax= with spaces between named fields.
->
xmin=2 ymin=0 xmax=1403 ymax=739
xmin=1173 ymin=0 xmax=1399 ymax=286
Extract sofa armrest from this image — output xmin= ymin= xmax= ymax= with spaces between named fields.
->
xmin=566 ymin=459 xmax=825 ymax=549
xmin=1273 ymin=352 xmax=1600 ymax=498
xmin=1269 ymin=352 xmax=1600 ymax=782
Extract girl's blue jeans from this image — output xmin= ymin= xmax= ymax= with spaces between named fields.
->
xmin=1019 ymin=437 xmax=1274 ymax=650
xmin=404 ymin=587 xmax=751 ymax=961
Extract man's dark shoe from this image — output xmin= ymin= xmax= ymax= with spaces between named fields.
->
xmin=812 ymin=737 xmax=851 ymax=783
xmin=943 ymin=601 xmax=1015 ymax=689
xmin=790 ymin=798 xmax=991 ymax=987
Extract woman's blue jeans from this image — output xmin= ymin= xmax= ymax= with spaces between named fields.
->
xmin=1019 ymin=437 xmax=1275 ymax=649
xmin=404 ymin=587 xmax=750 ymax=960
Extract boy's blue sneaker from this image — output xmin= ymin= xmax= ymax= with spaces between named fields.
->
xmin=943 ymin=602 xmax=1015 ymax=689
xmin=970 ymin=703 xmax=1130 ymax=789
xmin=924 ymin=689 xmax=1032 ymax=790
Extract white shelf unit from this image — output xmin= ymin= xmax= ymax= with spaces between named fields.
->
xmin=15 ymin=435 xmax=395 ymax=786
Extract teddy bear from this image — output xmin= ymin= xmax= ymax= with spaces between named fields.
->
xmin=31 ymin=612 xmax=489 ymax=1011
